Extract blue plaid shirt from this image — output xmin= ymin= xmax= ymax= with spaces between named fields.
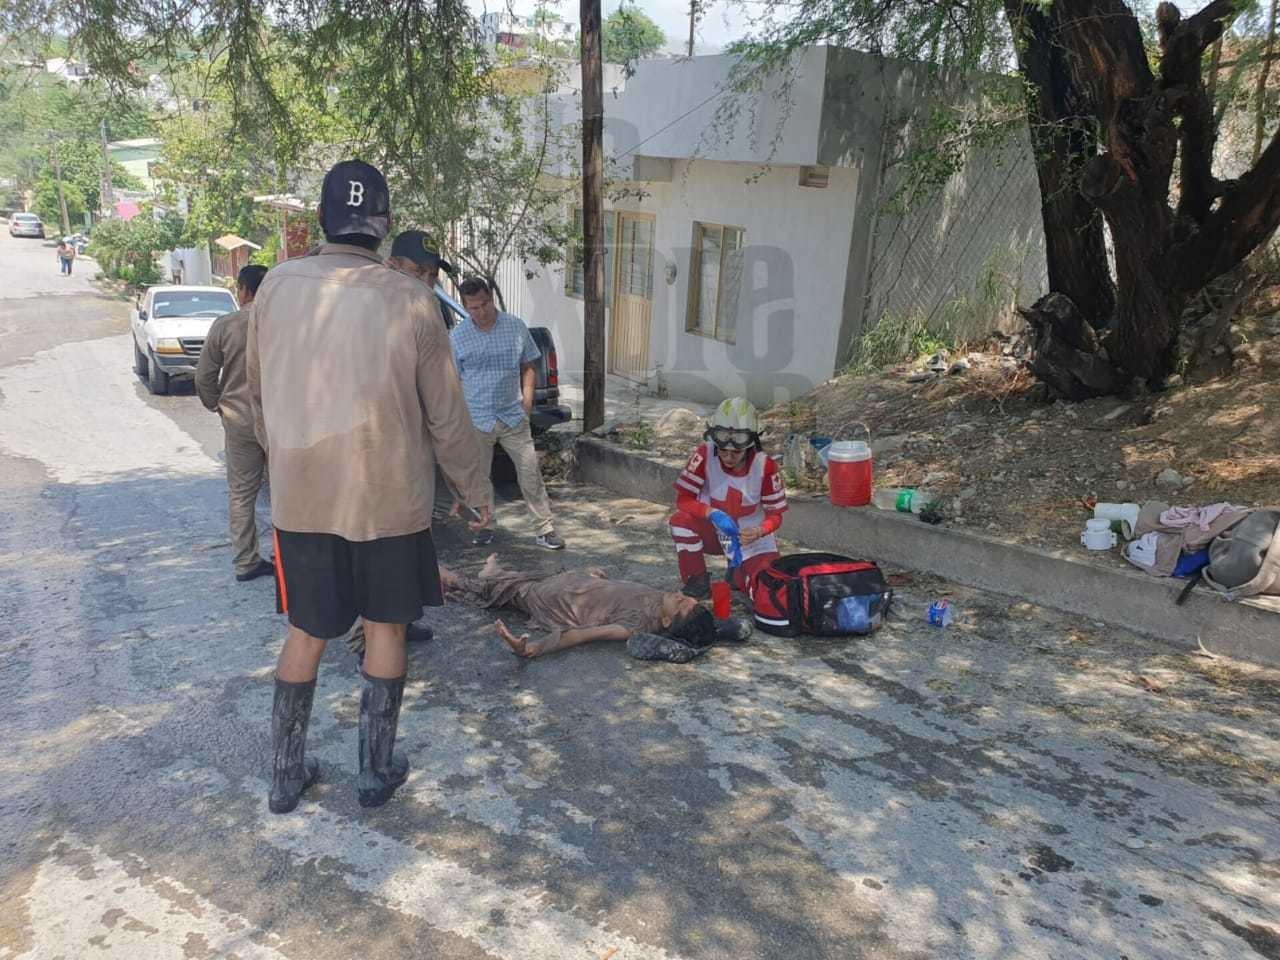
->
xmin=449 ymin=311 xmax=542 ymax=432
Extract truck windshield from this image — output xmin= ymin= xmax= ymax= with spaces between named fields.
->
xmin=152 ymin=292 xmax=236 ymax=318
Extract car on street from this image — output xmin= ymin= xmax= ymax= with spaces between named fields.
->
xmin=8 ymin=213 xmax=46 ymax=239
xmin=131 ymin=285 xmax=238 ymax=395
xmin=434 ymin=284 xmax=571 ymax=437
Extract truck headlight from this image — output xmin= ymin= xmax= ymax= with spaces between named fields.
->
xmin=154 ymin=338 xmax=184 ymax=355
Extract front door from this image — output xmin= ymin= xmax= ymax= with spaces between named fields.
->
xmin=608 ymin=213 xmax=655 ymax=383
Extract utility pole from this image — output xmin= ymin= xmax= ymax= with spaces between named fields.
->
xmin=99 ymin=118 xmax=114 ymax=219
xmin=687 ymin=0 xmax=698 ymax=57
xmin=50 ymin=141 xmax=71 ymax=236
xmin=580 ymin=0 xmax=606 ymax=433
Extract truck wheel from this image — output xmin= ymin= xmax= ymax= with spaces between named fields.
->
xmin=147 ymin=352 xmax=170 ymax=395
xmin=133 ymin=340 xmax=147 ymax=377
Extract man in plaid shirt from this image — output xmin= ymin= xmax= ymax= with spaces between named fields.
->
xmin=451 ymin=278 xmax=565 ymax=550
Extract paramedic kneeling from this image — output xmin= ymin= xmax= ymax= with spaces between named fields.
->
xmin=669 ymin=397 xmax=787 ymax=600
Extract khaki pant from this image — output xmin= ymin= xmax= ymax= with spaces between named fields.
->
xmin=224 ymin=421 xmax=266 ymax=575
xmin=478 ymin=418 xmax=554 ymax=536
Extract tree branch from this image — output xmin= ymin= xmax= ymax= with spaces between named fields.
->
xmin=1156 ymin=0 xmax=1236 ymax=224
xmin=1172 ymin=123 xmax=1280 ymax=290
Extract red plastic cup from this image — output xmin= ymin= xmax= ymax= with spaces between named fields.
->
xmin=711 ymin=580 xmax=731 ymax=619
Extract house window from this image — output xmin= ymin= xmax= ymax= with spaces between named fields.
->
xmin=566 ymin=206 xmax=615 ymax=301
xmin=799 ymin=165 xmax=829 ymax=188
xmin=686 ymin=222 xmax=745 ymax=343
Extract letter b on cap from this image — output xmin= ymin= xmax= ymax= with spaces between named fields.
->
xmin=347 ymin=181 xmax=365 ymax=207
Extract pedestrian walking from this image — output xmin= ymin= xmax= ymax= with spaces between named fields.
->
xmin=451 ymin=277 xmax=564 ymax=550
xmin=247 ymin=160 xmax=492 ymax=814
xmin=56 ymin=239 xmax=74 ymax=275
xmin=194 ymin=264 xmax=274 ymax=583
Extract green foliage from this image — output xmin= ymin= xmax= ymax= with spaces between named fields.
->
xmin=5 ymin=2 xmax=581 ymax=293
xmin=603 ymin=7 xmax=667 ymax=65
xmin=89 ymin=208 xmax=184 ymax=287
xmin=32 ymin=176 xmax=87 ymax=228
xmin=0 ymin=70 xmax=152 ymax=205
xmin=849 ymin=311 xmax=954 ymax=375
xmin=250 ymin=231 xmax=281 ymax=267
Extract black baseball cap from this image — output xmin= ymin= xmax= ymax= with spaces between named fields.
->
xmin=389 ymin=230 xmax=456 ymax=275
xmin=320 ymin=160 xmax=391 ymax=240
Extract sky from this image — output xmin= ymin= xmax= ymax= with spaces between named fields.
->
xmin=463 ymin=0 xmax=763 ymax=55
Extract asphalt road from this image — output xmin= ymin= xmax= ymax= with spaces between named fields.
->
xmin=2 ymin=228 xmax=1280 ymax=960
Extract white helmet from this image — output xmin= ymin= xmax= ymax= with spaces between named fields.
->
xmin=706 ymin=397 xmax=761 ymax=449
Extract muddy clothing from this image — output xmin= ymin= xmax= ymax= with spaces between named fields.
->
xmin=471 ymin=569 xmax=665 ymax=645
xmin=195 ymin=308 xmax=255 ymax=431
xmin=247 ymin=243 xmax=491 ymax=541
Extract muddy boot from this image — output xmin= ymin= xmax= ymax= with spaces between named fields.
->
xmin=715 ymin=616 xmax=753 ymax=644
xmin=268 ymin=678 xmax=321 ymax=814
xmin=357 ymin=672 xmax=409 ymax=808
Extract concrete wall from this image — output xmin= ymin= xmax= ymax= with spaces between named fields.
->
xmin=516 ymin=157 xmax=860 ymax=409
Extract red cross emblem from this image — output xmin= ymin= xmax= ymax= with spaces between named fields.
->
xmin=710 ymin=487 xmax=750 ymax=520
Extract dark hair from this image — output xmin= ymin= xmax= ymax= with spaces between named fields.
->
xmin=237 ymin=264 xmax=268 ymax=294
xmin=325 ymin=233 xmax=381 ymax=251
xmin=458 ymin=277 xmax=491 ymax=300
xmin=666 ymin=606 xmax=716 ymax=649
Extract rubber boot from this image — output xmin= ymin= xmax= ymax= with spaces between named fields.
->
xmin=357 ymin=672 xmax=410 ymax=808
xmin=268 ymin=678 xmax=321 ymax=814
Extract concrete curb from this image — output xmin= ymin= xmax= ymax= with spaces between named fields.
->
xmin=575 ymin=437 xmax=1280 ymax=667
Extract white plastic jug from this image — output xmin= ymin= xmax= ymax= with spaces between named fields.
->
xmin=1081 ymin=517 xmax=1118 ymax=551
xmin=1094 ymin=502 xmax=1140 ymax=540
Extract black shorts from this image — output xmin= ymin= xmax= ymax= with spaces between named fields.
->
xmin=273 ymin=529 xmax=443 ymax=639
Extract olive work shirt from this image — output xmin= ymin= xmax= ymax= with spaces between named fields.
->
xmin=194 ymin=307 xmax=255 ymax=432
xmin=471 ymin=569 xmax=666 ymax=645
xmin=247 ymin=243 xmax=491 ymax=542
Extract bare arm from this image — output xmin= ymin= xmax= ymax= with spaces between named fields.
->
xmin=521 ymin=363 xmax=535 ymax=415
xmin=496 ymin=620 xmax=630 ymax=658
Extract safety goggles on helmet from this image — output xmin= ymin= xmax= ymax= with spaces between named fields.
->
xmin=707 ymin=426 xmax=757 ymax=450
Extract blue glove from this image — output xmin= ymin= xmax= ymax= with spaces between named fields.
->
xmin=707 ymin=510 xmax=743 ymax=569
xmin=707 ymin=509 xmax=738 ymax=538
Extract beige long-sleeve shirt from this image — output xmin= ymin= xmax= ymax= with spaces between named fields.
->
xmin=194 ymin=307 xmax=255 ymax=432
xmin=247 ymin=243 xmax=491 ymax=541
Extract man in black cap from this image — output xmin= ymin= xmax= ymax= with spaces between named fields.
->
xmin=387 ymin=229 xmax=455 ymax=292
xmin=247 ymin=159 xmax=493 ymax=814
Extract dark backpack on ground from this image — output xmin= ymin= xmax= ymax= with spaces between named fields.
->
xmin=1203 ymin=509 xmax=1280 ymax=599
xmin=752 ymin=552 xmax=893 ymax=637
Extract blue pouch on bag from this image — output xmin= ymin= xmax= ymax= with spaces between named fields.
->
xmin=835 ymin=595 xmax=874 ymax=634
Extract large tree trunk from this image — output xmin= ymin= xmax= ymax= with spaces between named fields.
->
xmin=1004 ymin=0 xmax=1116 ymax=329
xmin=1016 ymin=0 xmax=1280 ymax=397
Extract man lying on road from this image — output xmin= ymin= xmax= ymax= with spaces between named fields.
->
xmin=345 ymin=555 xmax=751 ymax=663
xmin=460 ymin=554 xmax=749 ymax=662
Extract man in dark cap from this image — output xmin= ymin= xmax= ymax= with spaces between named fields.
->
xmin=386 ymin=229 xmax=455 ymax=292
xmin=247 ymin=160 xmax=493 ymax=814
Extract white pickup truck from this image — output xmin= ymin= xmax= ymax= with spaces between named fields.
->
xmin=130 ymin=285 xmax=238 ymax=395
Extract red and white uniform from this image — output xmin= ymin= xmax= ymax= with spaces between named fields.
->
xmin=669 ymin=442 xmax=787 ymax=593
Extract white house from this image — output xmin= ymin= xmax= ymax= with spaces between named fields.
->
xmin=510 ymin=47 xmax=1047 ymax=408
xmin=44 ymin=57 xmax=91 ymax=84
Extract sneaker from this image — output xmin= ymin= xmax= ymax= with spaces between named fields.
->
xmin=473 ymin=528 xmax=495 ymax=546
xmin=236 ymin=558 xmax=275 ymax=582
xmin=535 ymin=532 xmax=566 ymax=550
xmin=626 ymin=633 xmax=703 ymax=663
xmin=681 ymin=572 xmax=711 ymax=600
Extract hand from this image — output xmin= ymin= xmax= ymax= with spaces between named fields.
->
xmin=448 ymin=499 xmax=464 ymax=520
xmin=740 ymin=526 xmax=764 ymax=546
xmin=468 ymin=504 xmax=492 ymax=532
xmin=707 ymin=509 xmax=739 ymax=538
